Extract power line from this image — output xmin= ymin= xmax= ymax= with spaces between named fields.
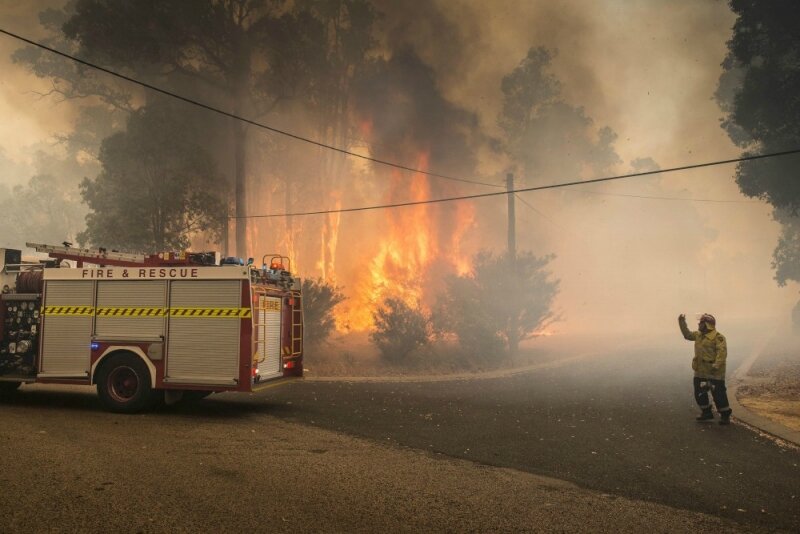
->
xmin=0 ymin=27 xmax=503 ymax=190
xmin=577 ymin=190 xmax=761 ymax=203
xmin=232 ymin=149 xmax=798 ymax=218
xmin=514 ymin=193 xmax=586 ymax=242
xmin=2 ymin=28 xmax=794 ymax=217
xmin=514 ymin=194 xmax=560 ymax=230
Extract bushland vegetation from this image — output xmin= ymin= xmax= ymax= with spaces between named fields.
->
xmin=301 ymin=278 xmax=346 ymax=348
xmin=370 ymin=297 xmax=431 ymax=364
xmin=365 ymin=250 xmax=559 ymax=370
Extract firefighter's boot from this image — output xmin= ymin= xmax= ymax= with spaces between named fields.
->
xmin=719 ymin=411 xmax=732 ymax=426
xmin=696 ymin=408 xmax=714 ymax=422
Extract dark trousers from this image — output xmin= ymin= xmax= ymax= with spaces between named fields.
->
xmin=693 ymin=377 xmax=732 ymax=414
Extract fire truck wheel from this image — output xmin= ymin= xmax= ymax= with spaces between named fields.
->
xmin=96 ymin=353 xmax=158 ymax=413
xmin=182 ymin=390 xmax=213 ymax=402
xmin=0 ymin=381 xmax=22 ymax=394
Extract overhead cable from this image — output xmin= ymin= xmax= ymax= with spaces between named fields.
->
xmin=232 ymin=149 xmax=799 ymax=218
xmin=577 ymin=190 xmax=761 ymax=203
xmin=1 ymin=28 xmax=794 ymax=218
xmin=0 ymin=28 xmax=503 ymax=189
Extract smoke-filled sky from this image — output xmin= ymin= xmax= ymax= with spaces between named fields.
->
xmin=371 ymin=0 xmax=792 ymax=335
xmin=0 ymin=0 xmax=78 ymax=186
xmin=0 ymin=0 xmax=794 ymax=336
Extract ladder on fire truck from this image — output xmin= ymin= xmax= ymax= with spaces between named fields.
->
xmin=259 ymin=254 xmax=303 ymax=359
xmin=27 ymin=242 xmax=213 ymax=267
xmin=28 ymin=242 xmax=146 ymax=265
xmin=291 ymin=290 xmax=303 ymax=357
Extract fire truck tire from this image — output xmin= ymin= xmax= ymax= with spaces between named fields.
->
xmin=95 ymin=352 xmax=159 ymax=413
xmin=0 ymin=381 xmax=22 ymax=394
xmin=182 ymin=390 xmax=213 ymax=401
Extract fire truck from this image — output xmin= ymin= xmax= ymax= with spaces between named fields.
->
xmin=0 ymin=242 xmax=303 ymax=413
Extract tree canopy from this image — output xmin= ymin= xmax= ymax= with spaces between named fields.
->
xmin=17 ymin=0 xmax=335 ymax=256
xmin=717 ymin=0 xmax=800 ymax=284
xmin=499 ymin=47 xmax=620 ymax=183
xmin=79 ymin=100 xmax=226 ymax=251
xmin=0 ymin=171 xmax=86 ymax=250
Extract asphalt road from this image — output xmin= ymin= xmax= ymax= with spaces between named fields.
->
xmin=0 ymin=384 xmax=756 ymax=533
xmin=256 ymin=336 xmax=800 ymax=532
xmin=1 ymin=332 xmax=798 ymax=532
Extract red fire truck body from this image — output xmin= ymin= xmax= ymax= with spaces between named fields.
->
xmin=0 ymin=243 xmax=303 ymax=412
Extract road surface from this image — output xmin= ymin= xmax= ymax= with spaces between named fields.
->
xmin=259 ymin=335 xmax=800 ymax=531
xmin=1 ymin=333 xmax=797 ymax=532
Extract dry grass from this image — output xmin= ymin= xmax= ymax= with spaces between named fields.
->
xmin=738 ymin=395 xmax=800 ymax=432
xmin=739 ymin=341 xmax=800 ymax=432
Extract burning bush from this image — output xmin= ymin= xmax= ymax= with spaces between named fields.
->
xmin=433 ymin=250 xmax=559 ymax=358
xmin=301 ymin=279 xmax=346 ymax=346
xmin=370 ymin=298 xmax=431 ymax=362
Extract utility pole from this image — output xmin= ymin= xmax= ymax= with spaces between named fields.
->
xmin=506 ymin=172 xmax=516 ymax=262
xmin=506 ymin=172 xmax=519 ymax=356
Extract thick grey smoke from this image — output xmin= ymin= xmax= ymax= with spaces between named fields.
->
xmin=368 ymin=0 xmax=791 ymax=337
xmin=0 ymin=0 xmax=793 ymax=339
xmin=0 ymin=0 xmax=77 ymax=153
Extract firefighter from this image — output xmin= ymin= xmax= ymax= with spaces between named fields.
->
xmin=678 ymin=313 xmax=732 ymax=425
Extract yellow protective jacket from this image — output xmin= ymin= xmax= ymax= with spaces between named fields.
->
xmin=679 ymin=319 xmax=727 ymax=380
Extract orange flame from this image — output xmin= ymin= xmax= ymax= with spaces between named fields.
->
xmin=232 ymin=125 xmax=475 ymax=334
xmin=247 ymin=221 xmax=259 ymax=262
xmin=336 ymin=152 xmax=474 ymax=331
xmin=318 ymin=195 xmax=342 ymax=282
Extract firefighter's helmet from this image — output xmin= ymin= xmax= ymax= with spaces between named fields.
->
xmin=699 ymin=313 xmax=716 ymax=326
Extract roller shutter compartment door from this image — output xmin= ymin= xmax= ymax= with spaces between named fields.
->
xmin=95 ymin=280 xmax=167 ymax=339
xmin=40 ymin=280 xmax=94 ymax=376
xmin=255 ymin=295 xmax=282 ymax=377
xmin=166 ymin=280 xmax=242 ymax=384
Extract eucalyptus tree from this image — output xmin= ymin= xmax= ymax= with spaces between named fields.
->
xmin=17 ymin=0 xmax=328 ymax=256
xmin=716 ymin=0 xmax=800 ymax=286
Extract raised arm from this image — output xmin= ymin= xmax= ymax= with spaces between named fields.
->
xmin=678 ymin=314 xmax=697 ymax=341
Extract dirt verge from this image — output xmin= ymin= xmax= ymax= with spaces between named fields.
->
xmin=736 ymin=333 xmax=800 ymax=433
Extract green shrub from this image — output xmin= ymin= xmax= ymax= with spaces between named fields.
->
xmin=433 ymin=250 xmax=559 ymax=357
xmin=301 ymin=278 xmax=346 ymax=346
xmin=370 ymin=298 xmax=430 ymax=363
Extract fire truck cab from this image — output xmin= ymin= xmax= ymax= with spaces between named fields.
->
xmin=0 ymin=243 xmax=303 ymax=412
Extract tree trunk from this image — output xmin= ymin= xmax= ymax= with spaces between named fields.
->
xmin=233 ymin=121 xmax=247 ymax=258
xmin=229 ymin=28 xmax=250 ymax=259
xmin=506 ymin=173 xmax=519 ymax=357
xmin=285 ymin=173 xmax=294 ymax=263
xmin=222 ymin=212 xmax=230 ymax=256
